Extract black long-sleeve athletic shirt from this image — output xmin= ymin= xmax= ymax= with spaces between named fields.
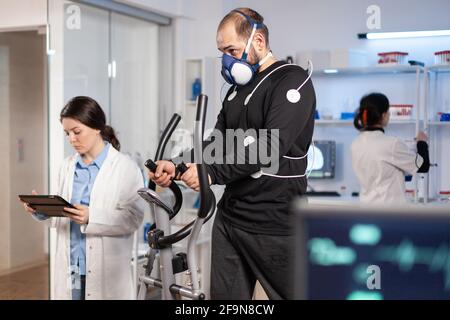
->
xmin=175 ymin=61 xmax=316 ymax=235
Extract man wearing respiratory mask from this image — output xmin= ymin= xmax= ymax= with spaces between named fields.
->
xmin=149 ymin=8 xmax=316 ymax=300
xmin=220 ymin=14 xmax=274 ymax=86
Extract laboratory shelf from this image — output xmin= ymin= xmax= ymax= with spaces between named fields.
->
xmin=313 ymin=65 xmax=423 ymax=76
xmin=428 ymin=64 xmax=450 ymax=73
xmin=428 ymin=121 xmax=450 ymax=126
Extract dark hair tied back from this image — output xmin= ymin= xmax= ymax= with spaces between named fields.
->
xmin=101 ymin=125 xmax=120 ymax=151
xmin=60 ymin=96 xmax=120 ymax=150
xmin=354 ymin=93 xmax=390 ymax=131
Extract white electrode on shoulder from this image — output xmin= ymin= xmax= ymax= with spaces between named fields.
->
xmin=286 ymin=89 xmax=301 ymax=103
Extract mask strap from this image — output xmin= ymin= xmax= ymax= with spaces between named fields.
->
xmin=257 ymin=51 xmax=273 ymax=67
xmin=233 ymin=10 xmax=264 ymax=29
xmin=234 ymin=10 xmax=264 ymax=61
xmin=242 ymin=25 xmax=257 ymax=60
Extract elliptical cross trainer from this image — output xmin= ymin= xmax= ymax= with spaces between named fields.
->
xmin=137 ymin=94 xmax=216 ymax=300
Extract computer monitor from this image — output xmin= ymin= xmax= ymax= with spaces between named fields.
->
xmin=294 ymin=203 xmax=450 ymax=299
xmin=307 ymin=140 xmax=335 ymax=179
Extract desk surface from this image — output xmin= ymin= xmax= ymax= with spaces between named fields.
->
xmin=308 ymin=195 xmax=358 ymax=205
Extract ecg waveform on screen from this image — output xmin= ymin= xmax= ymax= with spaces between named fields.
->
xmin=375 ymin=239 xmax=450 ymax=290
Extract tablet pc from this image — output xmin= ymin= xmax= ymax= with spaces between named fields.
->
xmin=18 ymin=195 xmax=74 ymax=217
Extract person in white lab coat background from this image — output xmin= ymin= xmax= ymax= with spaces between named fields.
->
xmin=21 ymin=96 xmax=145 ymax=300
xmin=351 ymin=93 xmax=430 ymax=204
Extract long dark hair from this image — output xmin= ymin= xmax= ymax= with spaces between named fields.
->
xmin=354 ymin=93 xmax=390 ymax=130
xmin=60 ymin=96 xmax=120 ymax=151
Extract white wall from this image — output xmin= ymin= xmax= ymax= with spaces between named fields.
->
xmin=120 ymin=0 xmax=225 ymax=121
xmin=118 ymin=0 xmax=183 ymax=17
xmin=221 ymin=0 xmax=450 ymax=65
xmin=0 ymin=0 xmax=46 ymax=31
xmin=143 ymin=0 xmax=450 ymax=65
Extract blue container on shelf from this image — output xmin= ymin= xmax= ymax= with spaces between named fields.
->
xmin=440 ymin=113 xmax=450 ymax=122
xmin=192 ymin=78 xmax=202 ymax=101
xmin=340 ymin=112 xmax=355 ymax=120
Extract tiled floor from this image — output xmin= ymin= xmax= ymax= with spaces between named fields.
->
xmin=0 ymin=263 xmax=49 ymax=300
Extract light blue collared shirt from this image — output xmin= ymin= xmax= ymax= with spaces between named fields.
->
xmin=70 ymin=142 xmax=110 ymax=275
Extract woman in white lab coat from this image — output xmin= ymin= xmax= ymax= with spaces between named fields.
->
xmin=351 ymin=93 xmax=430 ymax=204
xmin=22 ymin=96 xmax=145 ymax=300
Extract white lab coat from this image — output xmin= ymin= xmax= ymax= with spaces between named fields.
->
xmin=351 ymin=130 xmax=424 ymax=204
xmin=47 ymin=145 xmax=145 ymax=300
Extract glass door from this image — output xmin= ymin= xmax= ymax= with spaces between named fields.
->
xmin=110 ymin=13 xmax=159 ymax=166
xmin=62 ymin=2 xmax=110 ymax=156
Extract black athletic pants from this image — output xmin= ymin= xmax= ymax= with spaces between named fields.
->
xmin=210 ymin=210 xmax=295 ymax=300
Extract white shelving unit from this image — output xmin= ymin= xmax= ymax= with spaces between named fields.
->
xmin=310 ymin=64 xmax=425 ymax=199
xmin=182 ymin=57 xmax=222 ymax=134
xmin=424 ymin=64 xmax=450 ymax=202
xmin=313 ymin=65 xmax=423 ymax=129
